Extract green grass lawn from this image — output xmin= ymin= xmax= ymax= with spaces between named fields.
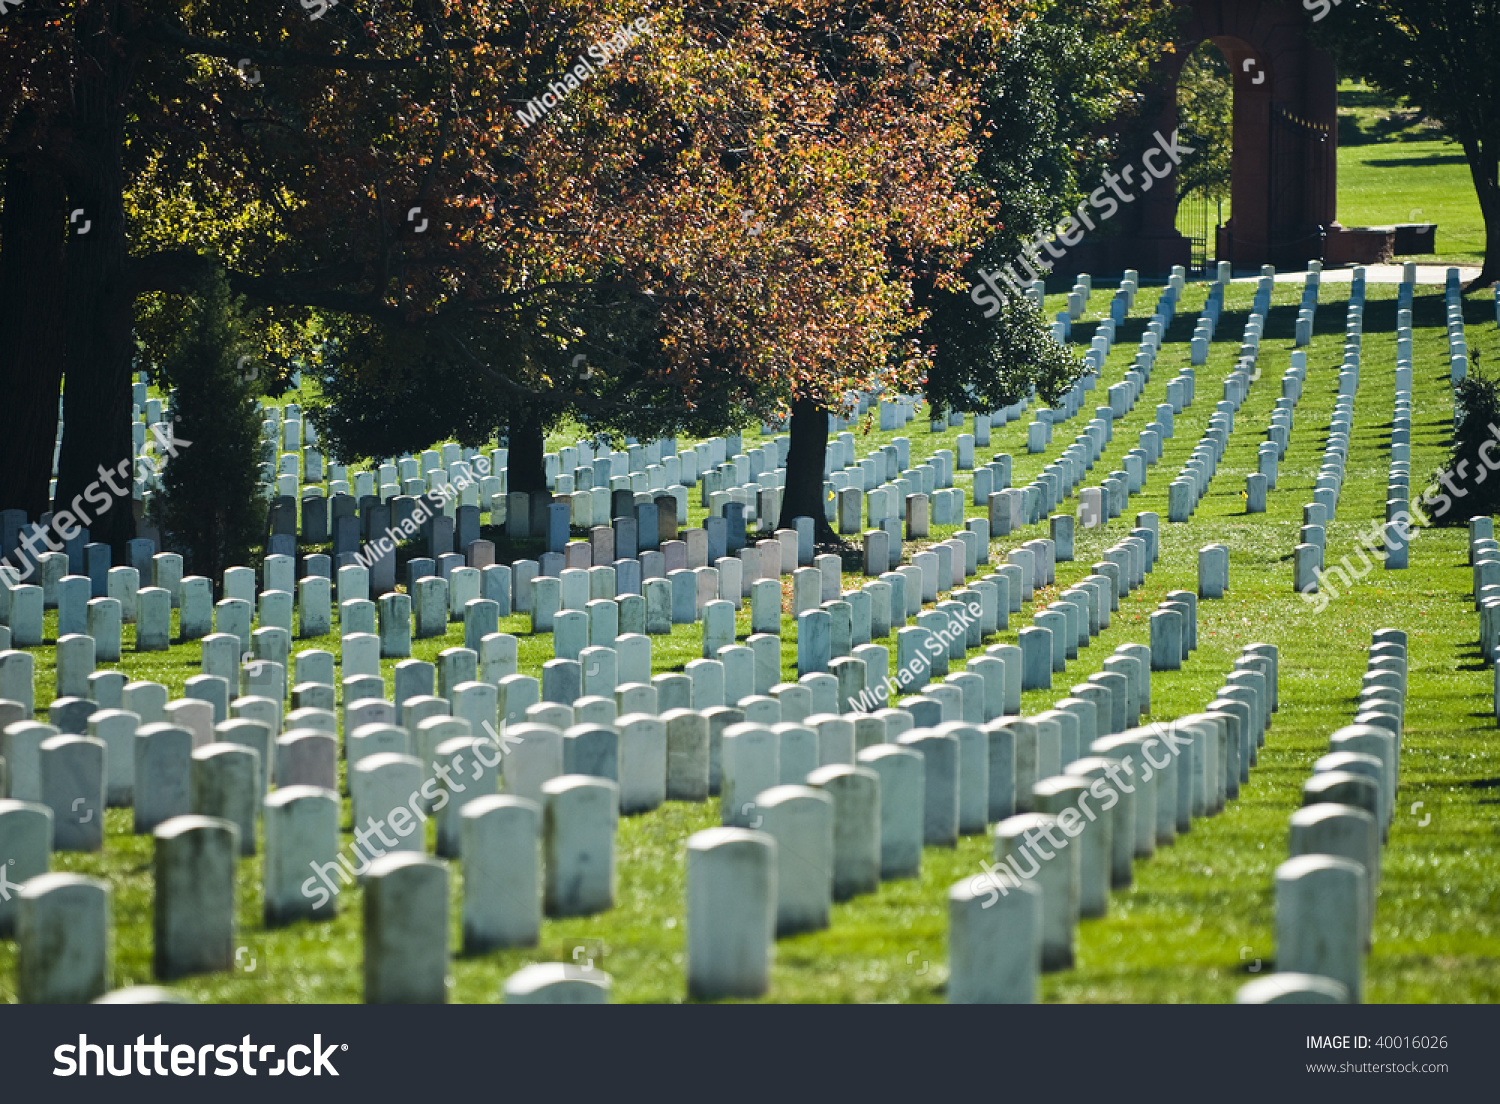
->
xmin=1338 ymin=139 xmax=1484 ymax=267
xmin=1336 ymin=78 xmax=1481 ymax=267
xmin=6 ymin=263 xmax=1498 ymax=1003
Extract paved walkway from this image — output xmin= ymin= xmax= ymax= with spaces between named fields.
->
xmin=1233 ymin=263 xmax=1480 ymax=284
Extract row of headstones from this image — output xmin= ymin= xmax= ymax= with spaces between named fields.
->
xmin=518 ymin=483 xmax=695 ymax=548
xmin=1020 ymin=332 xmax=1177 ymax=535
xmin=801 ymin=554 xmax=1009 ymax=695
xmin=6 ymin=507 xmax=1038 ymax=738
xmin=1049 ymin=271 xmax=1165 ymax=437
xmin=360 ymin=665 xmax=1260 ymax=1004
xmin=129 ymin=383 xmax=186 ymax=504
xmin=1384 ymin=287 xmax=1419 ymax=569
xmin=1021 ymin=367 xmax=1105 ymax=455
xmin=952 ymin=639 xmax=1280 ymax=1001
xmin=1291 ymin=262 xmax=1324 ymax=347
xmin=3 ymin=564 xmax=419 ymax=664
xmin=834 ymin=416 xmax=1014 ymax=500
xmin=686 ymin=680 xmax=1196 ymax=997
xmin=0 ymin=521 xmax=166 ymax=597
xmin=1068 ymin=389 xmax=1176 ymax=534
xmin=875 ymin=390 xmax=1024 ymax=436
xmin=1250 ymin=628 xmax=1407 ymax=1004
xmin=1170 ymin=280 xmax=1271 ymax=523
xmin=1445 ymin=269 xmax=1469 ymax=387
xmin=1 ymin=773 xmax=621 ymax=1004
xmin=1291 ymin=372 xmax=1361 ymax=592
xmin=1068 ymin=270 xmax=1170 ymax=378
xmin=43 ymin=402 xmax=1032 ymax=633
xmin=741 ymin=596 xmax=1218 ymax=837
xmin=256 ymin=402 xmax=519 ymax=506
xmin=272 ymin=489 xmax=480 ymax=555
xmin=11 ymin=515 xmax=1168 ymax=746
xmin=924 ymin=402 xmax=1024 ymax=435
xmin=1189 ymin=260 xmax=1301 ymax=362
xmin=826 ymin=428 xmax=911 ymax=485
xmin=715 ymin=689 xmax=1193 ymax=998
xmin=991 ymin=452 xmax=1085 ymax=536
xmin=1061 ymin=271 xmax=1099 ymax=322
xmin=1249 ymin=343 xmax=1312 ymax=512
xmin=0 ymin=499 xmax=433 ymax=623
xmin=1147 ymin=588 xmax=1201 ymax=672
xmin=255 ymin=399 xmax=471 ymax=492
xmin=269 ymin=429 xmax=717 ymax=546
xmin=696 ymin=442 xmax=788 ymax=531
xmin=261 ymin=398 xmax=690 ymax=511
xmin=0 ymin=811 xmax=240 ymax=1001
xmin=0 ymin=641 xmax=1139 ymax=1004
xmin=1037 ymin=277 xmax=1165 ymax=454
xmin=1074 ymin=276 xmax=1130 ymax=374
xmin=1252 ymin=274 xmax=1338 ymax=516
xmin=1187 ymin=279 xmax=1225 ymax=366
xmin=1264 ymin=269 xmax=1324 ymax=459
xmin=895 ymin=485 xmax=992 ymax=543
xmin=3 ymin=521 xmax=1061 ymax=810
xmin=548 ymin=433 xmax=706 ymax=494
xmin=15 ymin=418 xmax=1058 ymax=656
xmin=1047 ymin=269 xmax=1146 ymax=342
xmin=1124 ymin=279 xmax=1187 ymax=374
xmin=0 ymin=596 xmax=1272 ymax=1002
xmin=837 ymin=422 xmax=1025 ymax=542
xmin=1 ymin=568 xmax=179 ymax=656
xmin=1077 ymin=363 xmax=1186 ymax=528
xmin=1 ymin=542 xmax=367 ymax=647
xmin=529 ymin=518 xmax=840 ymax=634
xmin=3 ymin=657 xmax=875 ymax=840
xmin=3 ymin=531 xmax=705 ymax=664
xmin=1469 ymin=522 xmax=1500 ymax=709
xmin=832 ymin=445 xmax=979 ymax=536
xmin=1067 ymin=314 xmax=1185 ymax=533
xmin=3 ymin=691 xmax=752 ymax=935
xmin=1016 ymin=524 xmax=1160 ymax=692
xmin=5 ymin=522 xmax=1202 ymax=843
xmin=874 ymin=393 xmax=921 ymax=431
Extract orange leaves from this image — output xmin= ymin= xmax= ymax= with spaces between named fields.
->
xmin=111 ymin=0 xmax=1029 ymax=422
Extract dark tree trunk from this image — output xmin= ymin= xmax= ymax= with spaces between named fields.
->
xmin=1464 ymin=142 xmax=1500 ymax=292
xmin=0 ymin=108 xmax=68 ymax=521
xmin=55 ymin=0 xmax=139 ymax=556
xmin=1467 ymin=202 xmax=1500 ymax=291
xmin=507 ymin=406 xmax=548 ymax=495
xmin=777 ymin=394 xmax=840 ymax=544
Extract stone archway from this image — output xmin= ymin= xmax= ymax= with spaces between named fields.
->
xmin=1074 ymin=0 xmax=1369 ymax=274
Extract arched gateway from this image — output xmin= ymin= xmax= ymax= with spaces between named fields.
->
xmin=1067 ymin=0 xmax=1386 ymax=275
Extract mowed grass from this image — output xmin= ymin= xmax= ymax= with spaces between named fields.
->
xmin=1335 ymin=77 xmax=1484 ymax=268
xmin=3 ymin=263 xmax=1498 ymax=1003
xmin=1338 ymin=139 xmax=1484 ymax=268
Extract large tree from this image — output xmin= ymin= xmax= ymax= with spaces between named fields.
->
xmin=0 ymin=0 xmax=437 ymax=544
xmin=918 ymin=0 xmax=1175 ymax=427
xmin=1 ymin=0 xmax=1172 ymax=557
xmin=1315 ymin=0 xmax=1500 ymax=287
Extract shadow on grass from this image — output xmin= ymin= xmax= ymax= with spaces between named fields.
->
xmin=1367 ymin=153 xmax=1467 ymax=168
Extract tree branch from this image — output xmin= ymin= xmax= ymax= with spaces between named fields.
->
xmin=141 ymin=14 xmax=434 ymax=72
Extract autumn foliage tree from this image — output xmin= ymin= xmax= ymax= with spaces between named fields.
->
xmin=2 ymin=0 xmax=1173 ymax=552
